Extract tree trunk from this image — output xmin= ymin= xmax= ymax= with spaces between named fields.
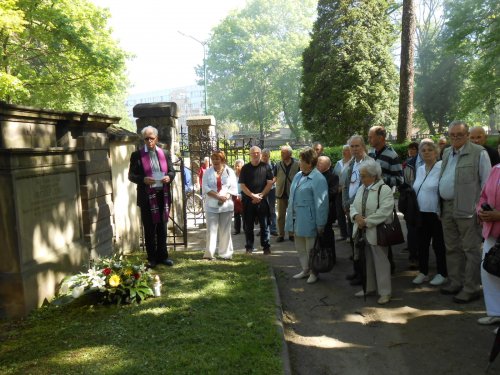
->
xmin=397 ymin=0 xmax=416 ymax=142
xmin=489 ymin=112 xmax=498 ymax=134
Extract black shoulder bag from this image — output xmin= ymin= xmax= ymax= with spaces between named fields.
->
xmin=483 ymin=239 xmax=500 ymax=277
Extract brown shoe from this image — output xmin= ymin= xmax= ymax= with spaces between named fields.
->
xmin=263 ymin=247 xmax=271 ymax=255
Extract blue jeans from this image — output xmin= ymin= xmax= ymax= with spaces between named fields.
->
xmin=268 ymin=188 xmax=277 ymax=234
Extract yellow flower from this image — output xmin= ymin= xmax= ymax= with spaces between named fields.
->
xmin=123 ymin=268 xmax=133 ymax=276
xmin=109 ymin=274 xmax=121 ymax=287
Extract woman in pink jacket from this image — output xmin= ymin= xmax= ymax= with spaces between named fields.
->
xmin=477 ymin=164 xmax=500 ymax=326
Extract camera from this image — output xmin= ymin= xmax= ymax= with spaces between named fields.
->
xmin=481 ymin=203 xmax=493 ymax=211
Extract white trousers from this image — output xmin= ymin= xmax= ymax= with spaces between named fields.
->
xmin=366 ymin=244 xmax=392 ymax=296
xmin=294 ymin=236 xmax=316 ymax=273
xmin=481 ymin=236 xmax=500 ymax=316
xmin=205 ymin=210 xmax=234 ymax=259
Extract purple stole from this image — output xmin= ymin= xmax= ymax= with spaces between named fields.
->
xmin=140 ymin=148 xmax=170 ymax=224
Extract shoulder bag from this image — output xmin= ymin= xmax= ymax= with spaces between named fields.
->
xmin=483 ymin=239 xmax=500 ymax=277
xmin=375 ymin=185 xmax=405 ymax=247
xmin=309 ymin=234 xmax=335 ymax=273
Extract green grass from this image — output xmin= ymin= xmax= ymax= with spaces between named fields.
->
xmin=0 ymin=252 xmax=283 ymax=375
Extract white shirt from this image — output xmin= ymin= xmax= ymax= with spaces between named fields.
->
xmin=348 ymin=159 xmax=364 ymax=199
xmin=413 ymin=161 xmax=442 ymax=213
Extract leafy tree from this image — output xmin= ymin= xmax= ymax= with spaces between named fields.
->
xmin=0 ymin=0 xmax=130 ymax=123
xmin=414 ymin=0 xmax=462 ymax=134
xmin=443 ymin=0 xmax=499 ymax=129
xmin=301 ymin=0 xmax=399 ymax=145
xmin=204 ymin=0 xmax=316 ymax=140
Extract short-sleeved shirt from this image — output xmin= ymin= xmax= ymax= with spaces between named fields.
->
xmin=239 ymin=162 xmax=273 ymax=200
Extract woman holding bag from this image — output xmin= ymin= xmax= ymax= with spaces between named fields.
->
xmin=476 ymin=164 xmax=500 ymax=325
xmin=202 ymin=151 xmax=238 ymax=260
xmin=285 ymin=147 xmax=329 ymax=284
xmin=350 ymin=159 xmax=394 ymax=304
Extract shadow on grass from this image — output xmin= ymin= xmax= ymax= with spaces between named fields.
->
xmin=0 ymin=252 xmax=283 ymax=375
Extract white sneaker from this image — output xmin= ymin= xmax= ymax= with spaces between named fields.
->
xmin=306 ymin=274 xmax=318 ymax=284
xmin=412 ymin=273 xmax=429 ymax=285
xmin=355 ymin=290 xmax=375 ymax=297
xmin=429 ymin=274 xmax=447 ymax=286
xmin=477 ymin=316 xmax=500 ymax=325
xmin=293 ymin=271 xmax=309 ymax=279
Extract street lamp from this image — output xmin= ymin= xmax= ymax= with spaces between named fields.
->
xmin=178 ymin=31 xmax=208 ymax=115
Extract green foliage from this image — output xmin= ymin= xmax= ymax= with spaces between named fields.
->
xmin=0 ymin=0 xmax=130 ymax=123
xmin=443 ymin=0 xmax=499 ymax=116
xmin=205 ymin=0 xmax=317 ymax=140
xmin=414 ymin=35 xmax=462 ymax=134
xmin=0 ymin=252 xmax=283 ymax=374
xmin=301 ymin=0 xmax=399 ymax=146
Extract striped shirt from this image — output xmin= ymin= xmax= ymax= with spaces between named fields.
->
xmin=369 ymin=145 xmax=403 ymax=188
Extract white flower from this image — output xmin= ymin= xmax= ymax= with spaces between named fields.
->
xmin=60 ymin=283 xmax=69 ymax=295
xmin=72 ymin=285 xmax=85 ymax=298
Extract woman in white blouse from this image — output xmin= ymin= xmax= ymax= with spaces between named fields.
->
xmin=202 ymin=151 xmax=238 ymax=260
xmin=412 ymin=140 xmax=448 ymax=285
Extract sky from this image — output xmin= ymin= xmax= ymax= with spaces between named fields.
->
xmin=91 ymin=0 xmax=247 ymax=95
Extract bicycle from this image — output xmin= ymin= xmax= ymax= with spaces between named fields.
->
xmin=185 ymin=190 xmax=204 ymax=217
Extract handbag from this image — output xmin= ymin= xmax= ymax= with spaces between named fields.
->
xmin=308 ymin=235 xmax=335 ymax=273
xmin=483 ymin=240 xmax=500 ymax=277
xmin=375 ymin=185 xmax=405 ymax=247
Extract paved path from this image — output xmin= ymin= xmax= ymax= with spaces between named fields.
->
xmin=185 ymin=222 xmax=497 ymax=375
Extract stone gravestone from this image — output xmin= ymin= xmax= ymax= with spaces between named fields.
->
xmin=0 ymin=102 xmax=119 ymax=317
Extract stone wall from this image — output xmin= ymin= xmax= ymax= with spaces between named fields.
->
xmin=0 ymin=102 xmax=121 ymax=317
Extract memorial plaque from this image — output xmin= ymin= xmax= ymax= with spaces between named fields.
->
xmin=15 ymin=170 xmax=82 ymax=265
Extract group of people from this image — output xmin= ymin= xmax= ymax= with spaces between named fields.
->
xmin=128 ymin=122 xmax=500 ymax=324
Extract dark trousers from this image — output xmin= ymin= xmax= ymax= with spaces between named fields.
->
xmin=268 ymin=188 xmax=277 ymax=233
xmin=407 ymin=223 xmax=418 ymax=261
xmin=243 ymin=199 xmax=270 ymax=250
xmin=323 ymin=219 xmax=337 ymax=263
xmin=417 ymin=212 xmax=448 ymax=276
xmin=347 ymin=216 xmax=361 ymax=276
xmin=140 ymin=191 xmax=168 ymax=262
xmin=336 ymin=192 xmax=348 ymax=238
xmin=234 ymin=212 xmax=242 ymax=233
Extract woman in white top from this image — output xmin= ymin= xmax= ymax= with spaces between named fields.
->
xmin=412 ymin=140 xmax=448 ymax=285
xmin=202 ymin=150 xmax=238 ymax=260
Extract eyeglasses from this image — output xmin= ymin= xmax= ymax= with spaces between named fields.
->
xmin=449 ymin=133 xmax=466 ymax=139
xmin=144 ymin=137 xmax=156 ymax=141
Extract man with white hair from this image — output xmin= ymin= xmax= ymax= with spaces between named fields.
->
xmin=343 ymin=135 xmax=372 ymax=285
xmin=275 ymin=145 xmax=299 ymax=242
xmin=239 ymin=146 xmax=274 ymax=254
xmin=439 ymin=121 xmax=491 ymax=303
xmin=128 ymin=126 xmax=176 ymax=269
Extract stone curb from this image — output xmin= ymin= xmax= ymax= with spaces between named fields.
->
xmin=269 ymin=265 xmax=292 ymax=375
